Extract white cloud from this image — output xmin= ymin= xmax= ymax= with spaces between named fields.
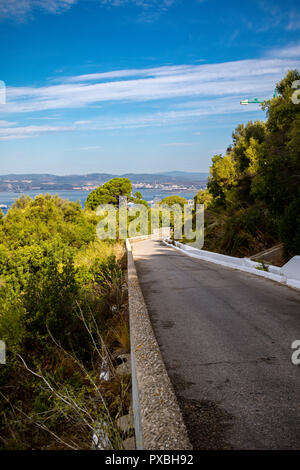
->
xmin=0 ymin=0 xmax=77 ymax=19
xmin=287 ymin=20 xmax=300 ymax=31
xmin=0 ymin=0 xmax=175 ymax=21
xmin=0 ymin=96 xmax=250 ymax=140
xmin=100 ymin=0 xmax=175 ymax=22
xmin=0 ymin=120 xmax=16 ymax=127
xmin=101 ymin=0 xmax=174 ymax=11
xmin=0 ymin=124 xmax=75 ymax=140
xmin=270 ymin=42 xmax=300 ymax=58
xmin=79 ymin=146 xmax=102 ymax=150
xmin=0 ymin=94 xmax=269 ymax=140
xmin=4 ymin=55 xmax=300 ymax=114
xmin=2 ymin=44 xmax=300 ymax=141
xmin=62 ymin=96 xmax=265 ymax=132
xmin=286 ymin=11 xmax=300 ymax=31
xmin=162 ymin=142 xmax=192 ymax=147
xmin=74 ymin=120 xmax=93 ymax=125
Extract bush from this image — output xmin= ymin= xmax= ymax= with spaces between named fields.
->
xmin=280 ymin=194 xmax=300 ymax=260
xmin=0 ymin=194 xmax=129 ymax=450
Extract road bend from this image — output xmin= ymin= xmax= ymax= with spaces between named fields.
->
xmin=132 ymin=238 xmax=300 ymax=450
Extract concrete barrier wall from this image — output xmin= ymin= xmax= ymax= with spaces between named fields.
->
xmin=281 ymin=256 xmax=300 ymax=282
xmin=126 ymin=237 xmax=191 ymax=450
xmin=163 ymin=239 xmax=300 ymax=290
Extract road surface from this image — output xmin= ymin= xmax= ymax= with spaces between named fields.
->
xmin=133 ymin=239 xmax=300 ymax=450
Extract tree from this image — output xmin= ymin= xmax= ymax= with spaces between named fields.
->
xmin=264 ymin=69 xmax=300 ymax=133
xmin=160 ymin=195 xmax=188 ymax=208
xmin=199 ymin=70 xmax=300 ymax=259
xmin=133 ymin=191 xmax=142 ymax=200
xmin=130 ymin=191 xmax=148 ymax=207
xmin=254 ymin=70 xmax=300 ymax=216
xmin=207 ymin=154 xmax=238 ymax=205
xmin=194 ymin=189 xmax=213 ymax=208
xmin=280 ymin=192 xmax=300 ymax=260
xmin=85 ymin=178 xmax=132 ymax=210
xmin=231 ymin=121 xmax=266 ymax=173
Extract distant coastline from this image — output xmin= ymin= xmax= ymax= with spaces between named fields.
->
xmin=0 ymin=172 xmax=208 ymax=193
xmin=0 ymin=188 xmax=199 ymax=215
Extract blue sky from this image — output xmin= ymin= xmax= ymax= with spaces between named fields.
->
xmin=0 ymin=0 xmax=300 ymax=175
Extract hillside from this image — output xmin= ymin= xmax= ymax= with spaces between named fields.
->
xmin=0 ymin=172 xmax=208 ymax=193
xmin=194 ymin=70 xmax=300 ymax=262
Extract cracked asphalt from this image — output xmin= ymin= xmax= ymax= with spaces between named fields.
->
xmin=133 ymin=239 xmax=300 ymax=449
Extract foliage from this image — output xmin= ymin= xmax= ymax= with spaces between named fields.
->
xmin=194 ymin=189 xmax=213 ymax=209
xmin=255 ymin=261 xmax=269 ymax=272
xmin=85 ymin=178 xmax=132 ymax=210
xmin=279 ymin=189 xmax=300 ymax=260
xmin=207 ymin=154 xmax=238 ymax=205
xmin=160 ymin=195 xmax=188 ymax=208
xmin=0 ymin=193 xmax=129 ymax=449
xmin=133 ymin=191 xmax=142 ymax=200
xmin=199 ymin=70 xmax=300 ymax=260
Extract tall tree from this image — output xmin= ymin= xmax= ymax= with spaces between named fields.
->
xmin=85 ymin=178 xmax=132 ymax=210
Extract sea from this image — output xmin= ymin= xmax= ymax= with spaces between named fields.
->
xmin=0 ymin=189 xmax=198 ymax=216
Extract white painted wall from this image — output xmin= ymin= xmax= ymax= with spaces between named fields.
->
xmin=281 ymin=256 xmax=300 ymax=282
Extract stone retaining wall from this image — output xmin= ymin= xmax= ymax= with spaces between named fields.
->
xmin=126 ymin=237 xmax=191 ymax=450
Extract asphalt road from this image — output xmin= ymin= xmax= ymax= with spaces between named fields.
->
xmin=133 ymin=239 xmax=300 ymax=450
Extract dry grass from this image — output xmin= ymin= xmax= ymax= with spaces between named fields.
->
xmin=75 ymin=239 xmax=125 ymax=269
xmin=113 ymin=316 xmax=130 ymax=353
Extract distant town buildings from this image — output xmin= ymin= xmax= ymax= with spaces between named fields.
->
xmin=0 ymin=174 xmax=208 ymax=193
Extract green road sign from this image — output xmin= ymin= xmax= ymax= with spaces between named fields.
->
xmin=240 ymin=88 xmax=278 ymax=106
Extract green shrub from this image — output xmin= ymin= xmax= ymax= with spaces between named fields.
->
xmin=280 ymin=193 xmax=300 ymax=260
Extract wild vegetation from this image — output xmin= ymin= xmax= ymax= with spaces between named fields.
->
xmin=0 ymin=194 xmax=130 ymax=450
xmin=194 ymin=70 xmax=300 ymax=262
